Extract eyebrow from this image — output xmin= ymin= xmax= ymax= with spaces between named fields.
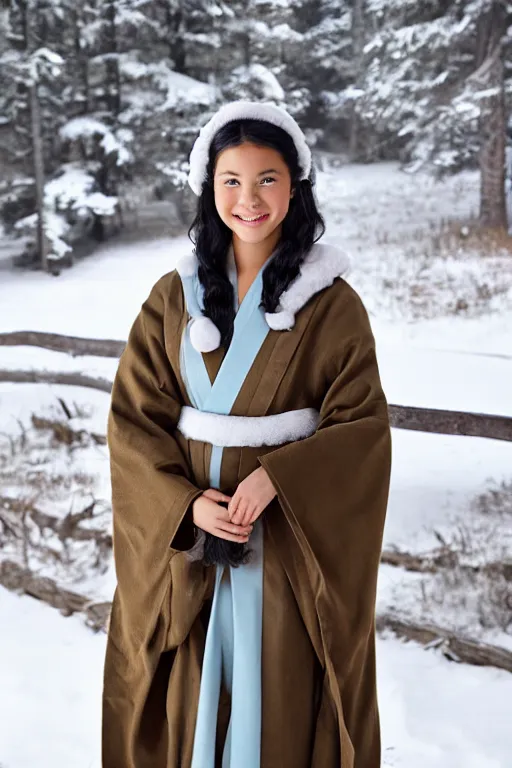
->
xmin=217 ymin=168 xmax=282 ymax=177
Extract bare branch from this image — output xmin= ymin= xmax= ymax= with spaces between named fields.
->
xmin=377 ymin=612 xmax=512 ymax=674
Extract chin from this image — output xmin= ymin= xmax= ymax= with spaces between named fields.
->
xmin=235 ymin=230 xmax=272 ymax=243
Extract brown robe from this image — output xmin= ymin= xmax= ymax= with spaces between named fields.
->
xmin=102 ymin=266 xmax=392 ymax=767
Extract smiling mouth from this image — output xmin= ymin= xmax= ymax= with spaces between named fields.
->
xmin=234 ymin=214 xmax=270 ymax=223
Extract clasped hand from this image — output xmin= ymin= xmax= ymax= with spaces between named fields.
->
xmin=192 ymin=466 xmax=277 ymax=543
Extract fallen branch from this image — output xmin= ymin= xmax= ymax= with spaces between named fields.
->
xmin=377 ymin=612 xmax=512 ymax=673
xmin=0 ymin=368 xmax=112 ymax=393
xmin=381 ymin=547 xmax=512 ymax=581
xmin=381 ymin=547 xmax=455 ymax=572
xmin=0 ymin=330 xmax=124 ymax=358
xmin=2 ymin=558 xmax=510 ymax=672
xmin=0 ymin=559 xmax=110 ymax=632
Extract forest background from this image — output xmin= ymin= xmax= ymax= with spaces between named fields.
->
xmin=1 ymin=3 xmax=512 ymax=766
xmin=1 ymin=0 xmax=511 ymax=268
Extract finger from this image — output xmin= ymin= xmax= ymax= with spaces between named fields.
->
xmin=215 ymin=490 xmax=232 ymax=503
xmin=217 ymin=521 xmax=252 ymax=538
xmin=232 ymin=500 xmax=249 ymax=525
xmin=216 ymin=505 xmax=231 ymax=522
xmin=213 ymin=527 xmax=250 ymax=543
xmin=205 ymin=488 xmax=232 ymax=503
xmin=248 ymin=510 xmax=260 ymax=525
xmin=217 ymin=515 xmax=253 ymax=533
xmin=228 ymin=497 xmax=240 ymax=521
xmin=237 ymin=507 xmax=249 ymax=526
xmin=240 ymin=506 xmax=257 ymax=527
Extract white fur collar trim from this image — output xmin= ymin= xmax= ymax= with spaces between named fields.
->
xmin=175 ymin=251 xmax=197 ymax=279
xmin=265 ymin=242 xmax=351 ymax=330
xmin=177 ymin=405 xmax=320 ymax=447
xmin=175 ymin=241 xmax=351 ymax=351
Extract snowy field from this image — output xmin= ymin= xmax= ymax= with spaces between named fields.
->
xmin=2 ymin=583 xmax=510 ymax=768
xmin=1 ymin=161 xmax=511 ymax=766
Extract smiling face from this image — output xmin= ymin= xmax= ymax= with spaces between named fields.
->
xmin=213 ymin=142 xmax=294 ymax=250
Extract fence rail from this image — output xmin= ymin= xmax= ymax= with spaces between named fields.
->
xmin=1 ymin=331 xmax=511 ymax=442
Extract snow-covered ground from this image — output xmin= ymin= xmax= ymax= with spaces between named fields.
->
xmin=1 ymin=161 xmax=511 ymax=766
xmin=1 ymin=582 xmax=510 ymax=768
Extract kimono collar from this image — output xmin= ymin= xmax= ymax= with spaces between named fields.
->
xmin=175 ymin=241 xmax=351 ymax=353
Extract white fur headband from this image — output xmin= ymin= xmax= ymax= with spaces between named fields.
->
xmin=187 ymin=100 xmax=312 ymax=196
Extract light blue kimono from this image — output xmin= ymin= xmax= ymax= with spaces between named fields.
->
xmin=179 ymin=249 xmax=277 ymax=768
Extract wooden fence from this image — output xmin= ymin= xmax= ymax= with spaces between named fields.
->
xmin=1 ymin=330 xmax=511 ymax=442
xmin=1 ymin=329 xmax=511 ymax=672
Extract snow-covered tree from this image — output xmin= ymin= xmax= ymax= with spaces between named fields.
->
xmin=0 ymin=2 xmax=70 ymax=268
xmin=358 ymin=0 xmax=512 ymax=227
xmin=0 ymin=2 xmax=137 ymax=267
xmin=0 ymin=1 xmax=68 ymax=174
xmin=2 ymin=0 xmax=510 ymax=267
xmin=290 ymin=0 xmax=352 ymax=144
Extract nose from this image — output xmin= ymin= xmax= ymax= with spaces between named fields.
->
xmin=236 ymin=183 xmax=262 ymax=209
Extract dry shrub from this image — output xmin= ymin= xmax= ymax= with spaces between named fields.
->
xmin=355 ymin=212 xmax=512 ymax=321
xmin=418 ymin=480 xmax=512 ymax=635
xmin=31 ymin=414 xmax=106 ymax=449
xmin=0 ymin=407 xmax=110 ymax=585
xmin=432 ymin=218 xmax=512 ymax=258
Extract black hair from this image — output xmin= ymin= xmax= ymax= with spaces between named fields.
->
xmin=187 ymin=116 xmax=325 ymax=567
xmin=187 ymin=117 xmax=326 ymax=350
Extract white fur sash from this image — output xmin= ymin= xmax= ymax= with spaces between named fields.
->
xmin=177 ymin=405 xmax=320 ymax=447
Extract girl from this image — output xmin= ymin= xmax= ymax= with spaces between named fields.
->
xmin=102 ymin=100 xmax=392 ymax=768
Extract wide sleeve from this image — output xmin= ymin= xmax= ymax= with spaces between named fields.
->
xmin=107 ymin=276 xmax=203 ymax=645
xmin=257 ymin=287 xmax=392 ymax=760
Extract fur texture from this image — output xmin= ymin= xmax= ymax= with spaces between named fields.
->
xmin=175 ymin=252 xmax=197 ymax=278
xmin=265 ymin=242 xmax=351 ymax=330
xmin=175 ymin=241 xmax=351 ymax=352
xmin=187 ymin=100 xmax=312 ymax=196
xmin=189 ymin=316 xmax=221 ymax=353
xmin=177 ymin=406 xmax=320 ymax=447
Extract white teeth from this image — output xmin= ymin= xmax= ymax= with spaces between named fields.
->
xmin=236 ymin=214 xmax=267 ymax=222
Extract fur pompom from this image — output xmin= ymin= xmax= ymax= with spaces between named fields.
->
xmin=189 ymin=316 xmax=222 ymax=352
xmin=265 ymin=309 xmax=295 ymax=331
xmin=175 ymin=252 xmax=197 ymax=278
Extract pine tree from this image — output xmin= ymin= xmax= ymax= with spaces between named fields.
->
xmin=358 ymin=0 xmax=512 ymax=227
xmin=467 ymin=1 xmax=510 ymax=228
xmin=289 ymin=0 xmax=352 ymax=145
xmin=3 ymin=0 xmax=509 ymax=265
xmin=349 ymin=0 xmax=367 ymax=158
xmin=0 ymin=1 xmax=67 ymax=267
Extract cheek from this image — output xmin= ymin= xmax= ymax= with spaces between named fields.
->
xmin=270 ymin=188 xmax=292 ymax=217
xmin=214 ymin=187 xmax=233 ymax=218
